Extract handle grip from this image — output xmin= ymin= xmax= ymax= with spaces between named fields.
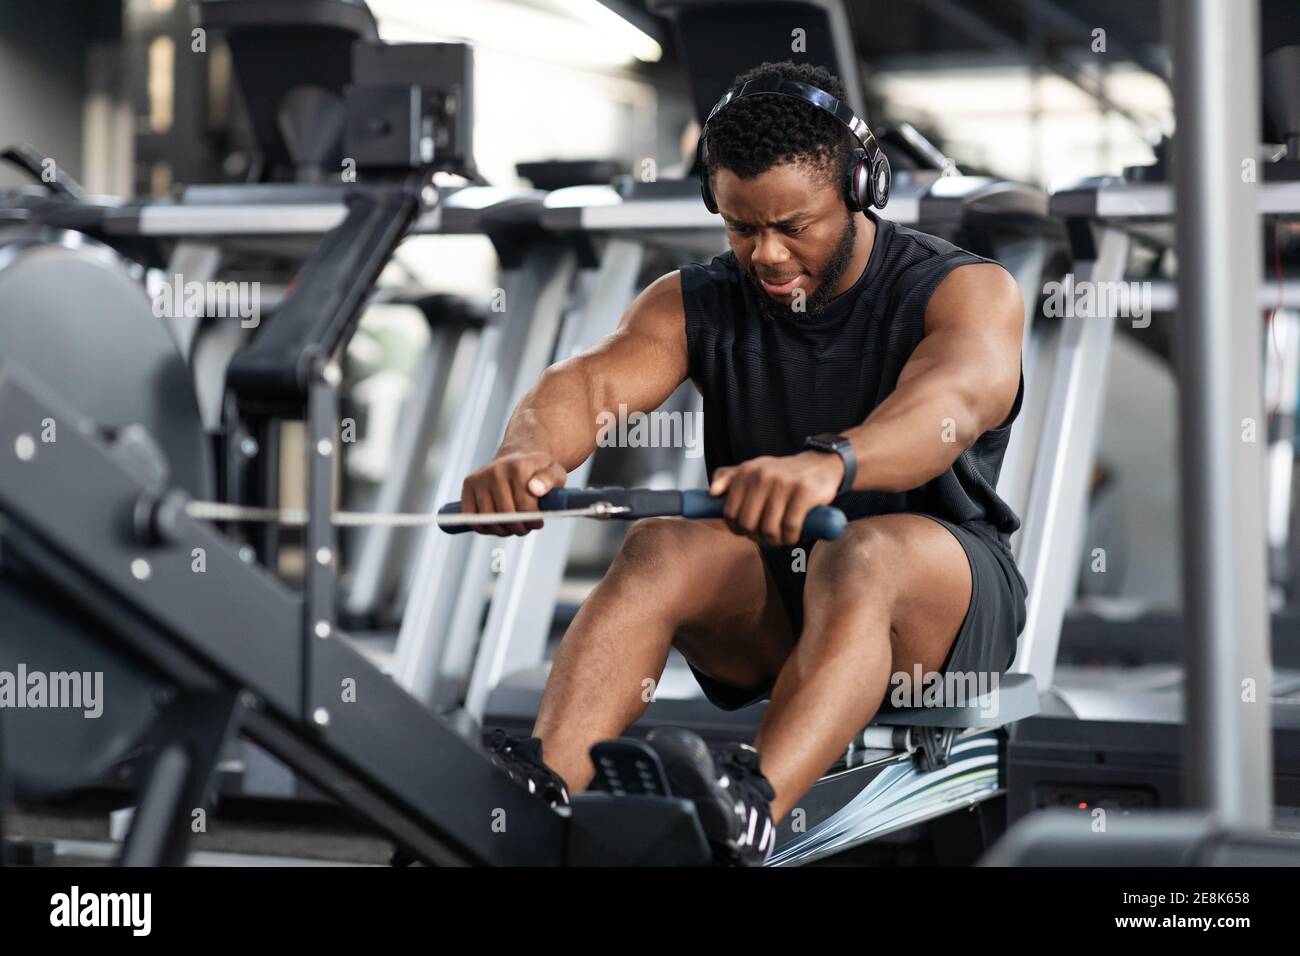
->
xmin=437 ymin=501 xmax=497 ymax=534
xmin=438 ymin=489 xmax=847 ymax=541
xmin=679 ymin=490 xmax=846 ymax=541
xmin=436 ymin=490 xmax=578 ymax=534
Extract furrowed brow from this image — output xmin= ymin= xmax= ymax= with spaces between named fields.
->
xmin=723 ymin=212 xmax=812 ymax=229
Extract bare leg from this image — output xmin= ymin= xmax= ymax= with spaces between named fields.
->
xmin=752 ymin=514 xmax=973 ymax=822
xmin=533 ymin=518 xmax=793 ymax=792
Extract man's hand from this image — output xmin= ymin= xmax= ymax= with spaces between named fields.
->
xmin=460 ymin=450 xmax=567 ymax=536
xmin=710 ymin=451 xmax=844 ymax=546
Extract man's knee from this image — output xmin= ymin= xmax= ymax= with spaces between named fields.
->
xmin=606 ymin=518 xmax=721 ymax=614
xmin=807 ymin=517 xmax=903 ymax=599
xmin=614 ymin=517 xmax=699 ymax=576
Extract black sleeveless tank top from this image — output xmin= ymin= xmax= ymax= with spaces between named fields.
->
xmin=680 ymin=211 xmax=1025 ymax=544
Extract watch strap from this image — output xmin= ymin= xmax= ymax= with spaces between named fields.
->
xmin=804 ymin=433 xmax=856 ymax=494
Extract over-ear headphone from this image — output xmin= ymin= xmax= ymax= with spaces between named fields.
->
xmin=696 ymin=76 xmax=891 ymax=215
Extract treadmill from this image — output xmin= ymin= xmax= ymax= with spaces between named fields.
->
xmin=1007 ymin=40 xmax=1300 ymax=829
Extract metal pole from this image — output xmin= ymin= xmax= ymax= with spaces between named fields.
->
xmin=1169 ymin=0 xmax=1271 ymax=826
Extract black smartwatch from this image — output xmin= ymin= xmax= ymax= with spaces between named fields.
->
xmin=804 ymin=433 xmax=856 ymax=494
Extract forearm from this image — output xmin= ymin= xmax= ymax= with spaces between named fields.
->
xmin=497 ymin=360 xmax=600 ymax=471
xmin=842 ymin=376 xmax=983 ymax=493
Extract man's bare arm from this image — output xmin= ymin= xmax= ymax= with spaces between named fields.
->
xmin=498 ymin=271 xmax=689 ymax=469
xmin=843 ymin=263 xmax=1023 ymax=493
xmin=461 ymin=271 xmax=689 ymax=533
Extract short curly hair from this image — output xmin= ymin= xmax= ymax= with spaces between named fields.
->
xmin=702 ymin=61 xmax=856 ymax=202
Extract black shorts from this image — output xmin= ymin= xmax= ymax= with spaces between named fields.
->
xmin=687 ymin=515 xmax=1029 ymax=711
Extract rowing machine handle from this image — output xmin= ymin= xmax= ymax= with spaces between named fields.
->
xmin=438 ymin=489 xmax=847 ymax=541
xmin=678 ymin=490 xmax=846 ymax=540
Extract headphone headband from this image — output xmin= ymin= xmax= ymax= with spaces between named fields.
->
xmin=697 ymin=75 xmax=890 ymax=214
xmin=706 ymin=77 xmax=879 ymax=154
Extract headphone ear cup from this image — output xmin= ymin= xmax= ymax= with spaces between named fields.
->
xmin=700 ymin=176 xmax=717 ymax=214
xmin=869 ymin=152 xmax=891 ymax=209
xmin=698 ymin=139 xmax=718 ymax=213
xmin=845 ymin=147 xmax=868 ymax=212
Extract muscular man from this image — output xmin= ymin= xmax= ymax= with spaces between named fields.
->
xmin=465 ymin=61 xmax=1028 ymax=865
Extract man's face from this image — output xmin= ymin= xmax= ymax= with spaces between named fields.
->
xmin=713 ymin=161 xmax=860 ymax=322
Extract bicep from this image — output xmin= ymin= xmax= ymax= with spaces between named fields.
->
xmin=573 ymin=271 xmax=690 ymax=416
xmin=897 ymin=263 xmax=1023 ymax=431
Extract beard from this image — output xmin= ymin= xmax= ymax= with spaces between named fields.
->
xmin=742 ymin=210 xmax=860 ymax=323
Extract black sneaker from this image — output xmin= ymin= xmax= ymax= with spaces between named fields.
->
xmin=485 ymin=729 xmax=571 ymax=808
xmin=645 ymin=727 xmax=776 ymax=866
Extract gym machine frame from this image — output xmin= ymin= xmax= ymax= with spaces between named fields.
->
xmin=0 ymin=32 xmax=713 ymax=866
xmin=0 ymin=361 xmax=719 ymax=865
xmin=0 ymin=143 xmax=712 ymax=867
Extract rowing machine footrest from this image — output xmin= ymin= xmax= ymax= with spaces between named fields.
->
xmin=588 ymin=738 xmax=671 ymax=796
xmin=568 ymin=794 xmax=712 ymax=866
xmin=570 ymin=739 xmax=712 ymax=865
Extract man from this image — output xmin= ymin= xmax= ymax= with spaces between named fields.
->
xmin=463 ymin=61 xmax=1028 ymax=865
